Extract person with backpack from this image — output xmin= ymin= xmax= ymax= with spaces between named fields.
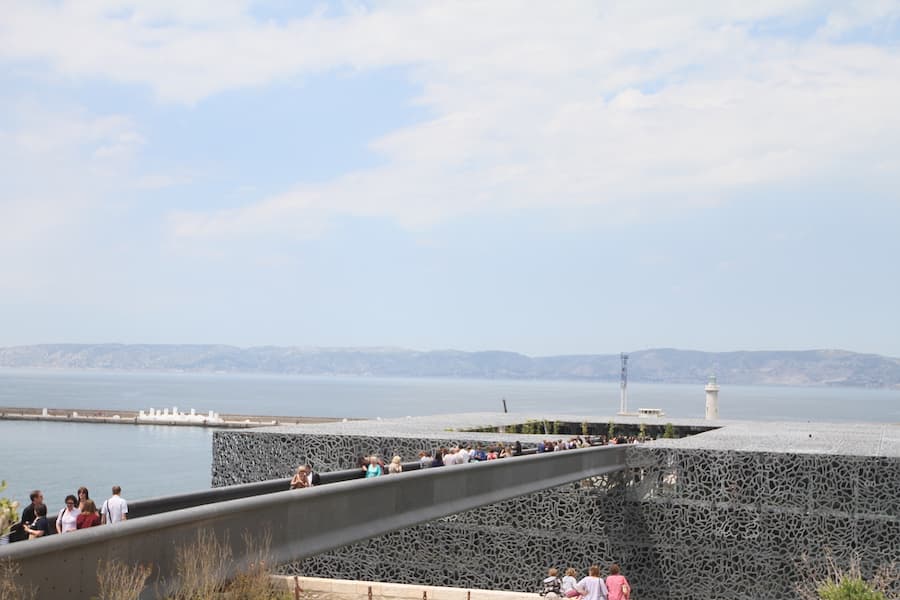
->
xmin=541 ymin=567 xmax=563 ymax=598
xmin=100 ymin=485 xmax=128 ymax=524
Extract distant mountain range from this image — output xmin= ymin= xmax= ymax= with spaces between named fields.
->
xmin=1 ymin=344 xmax=898 ymax=389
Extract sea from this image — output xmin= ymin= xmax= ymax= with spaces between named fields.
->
xmin=1 ymin=368 xmax=898 ymax=512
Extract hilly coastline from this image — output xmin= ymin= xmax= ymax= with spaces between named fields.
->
xmin=1 ymin=344 xmax=899 ymax=389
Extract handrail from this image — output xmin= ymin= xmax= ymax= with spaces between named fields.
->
xmin=19 ymin=447 xmax=553 ymax=536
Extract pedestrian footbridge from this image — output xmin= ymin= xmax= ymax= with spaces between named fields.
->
xmin=0 ymin=445 xmax=627 ymax=599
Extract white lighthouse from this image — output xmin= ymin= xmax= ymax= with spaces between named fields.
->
xmin=705 ymin=375 xmax=720 ymax=420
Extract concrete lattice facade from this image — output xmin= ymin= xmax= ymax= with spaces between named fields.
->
xmin=212 ymin=416 xmax=900 ymax=600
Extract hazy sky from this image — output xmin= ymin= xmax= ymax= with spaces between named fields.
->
xmin=1 ymin=2 xmax=899 ymax=357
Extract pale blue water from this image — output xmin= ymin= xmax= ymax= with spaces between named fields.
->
xmin=1 ymin=421 xmax=212 ymax=520
xmin=1 ymin=368 xmax=897 ymax=515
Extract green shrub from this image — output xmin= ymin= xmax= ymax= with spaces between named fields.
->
xmin=797 ymin=552 xmax=897 ymax=600
xmin=0 ymin=482 xmax=19 ymax=539
xmin=818 ymin=576 xmax=886 ymax=600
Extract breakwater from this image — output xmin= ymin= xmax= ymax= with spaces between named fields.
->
xmin=0 ymin=406 xmax=344 ymax=428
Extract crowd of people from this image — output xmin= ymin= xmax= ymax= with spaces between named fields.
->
xmin=357 ymin=435 xmax=639 ymax=475
xmin=287 ymin=434 xmax=644 ymax=488
xmin=541 ymin=564 xmax=631 ymax=600
xmin=5 ymin=485 xmax=128 ymax=543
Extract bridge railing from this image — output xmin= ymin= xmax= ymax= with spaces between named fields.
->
xmin=1 ymin=444 xmax=627 ymax=600
xmin=42 ymin=447 xmax=551 ymax=526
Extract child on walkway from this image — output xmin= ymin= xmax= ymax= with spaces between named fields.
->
xmin=540 ymin=567 xmax=562 ymax=598
xmin=561 ymin=567 xmax=580 ymax=598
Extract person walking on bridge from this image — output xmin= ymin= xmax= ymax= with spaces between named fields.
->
xmin=101 ymin=486 xmax=128 ymax=524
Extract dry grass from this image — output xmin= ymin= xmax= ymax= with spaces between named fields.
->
xmin=0 ymin=559 xmax=36 ymax=600
xmin=3 ymin=529 xmax=293 ymax=600
xmin=164 ymin=528 xmax=291 ymax=599
xmin=168 ymin=529 xmax=233 ymax=599
xmin=224 ymin=530 xmax=291 ymax=599
xmin=96 ymin=559 xmax=153 ymax=600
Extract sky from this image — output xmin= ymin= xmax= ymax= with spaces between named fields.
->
xmin=1 ymin=1 xmax=899 ymax=357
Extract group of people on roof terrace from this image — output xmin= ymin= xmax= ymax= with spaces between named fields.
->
xmin=286 ymin=434 xmax=645 ymax=487
xmin=4 ymin=485 xmax=128 ymax=544
xmin=541 ymin=563 xmax=631 ymax=600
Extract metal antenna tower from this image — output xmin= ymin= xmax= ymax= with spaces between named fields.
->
xmin=619 ymin=353 xmax=629 ymax=415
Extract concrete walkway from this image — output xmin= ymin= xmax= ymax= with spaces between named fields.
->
xmin=277 ymin=576 xmax=540 ymax=600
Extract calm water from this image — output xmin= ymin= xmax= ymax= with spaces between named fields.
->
xmin=1 ymin=421 xmax=212 ymax=517
xmin=1 ymin=368 xmax=898 ymax=513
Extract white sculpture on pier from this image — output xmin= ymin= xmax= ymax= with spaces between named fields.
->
xmin=136 ymin=406 xmax=223 ymax=424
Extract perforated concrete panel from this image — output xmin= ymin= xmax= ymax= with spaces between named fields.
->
xmin=213 ymin=417 xmax=899 ymax=600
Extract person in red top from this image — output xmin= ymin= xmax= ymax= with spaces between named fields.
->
xmin=76 ymin=499 xmax=102 ymax=529
xmin=605 ymin=564 xmax=631 ymax=600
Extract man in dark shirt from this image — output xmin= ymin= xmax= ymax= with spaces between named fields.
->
xmin=9 ymin=490 xmax=43 ymax=543
xmin=23 ymin=503 xmax=50 ymax=539
xmin=306 ymin=464 xmax=321 ymax=486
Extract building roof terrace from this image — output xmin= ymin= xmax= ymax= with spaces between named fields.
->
xmin=252 ymin=412 xmax=900 ymax=458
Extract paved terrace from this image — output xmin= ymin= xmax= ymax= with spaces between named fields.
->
xmin=250 ymin=411 xmax=900 ymax=457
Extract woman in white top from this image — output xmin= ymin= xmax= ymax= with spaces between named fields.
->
xmin=576 ymin=565 xmax=609 ymax=600
xmin=56 ymin=494 xmax=80 ymax=533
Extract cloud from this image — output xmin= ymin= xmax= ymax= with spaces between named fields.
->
xmin=3 ymin=1 xmax=900 ymax=244
xmin=169 ymin=36 xmax=900 ymax=239
xmin=0 ymin=102 xmax=144 ymax=293
xmin=136 ymin=172 xmax=195 ymax=190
